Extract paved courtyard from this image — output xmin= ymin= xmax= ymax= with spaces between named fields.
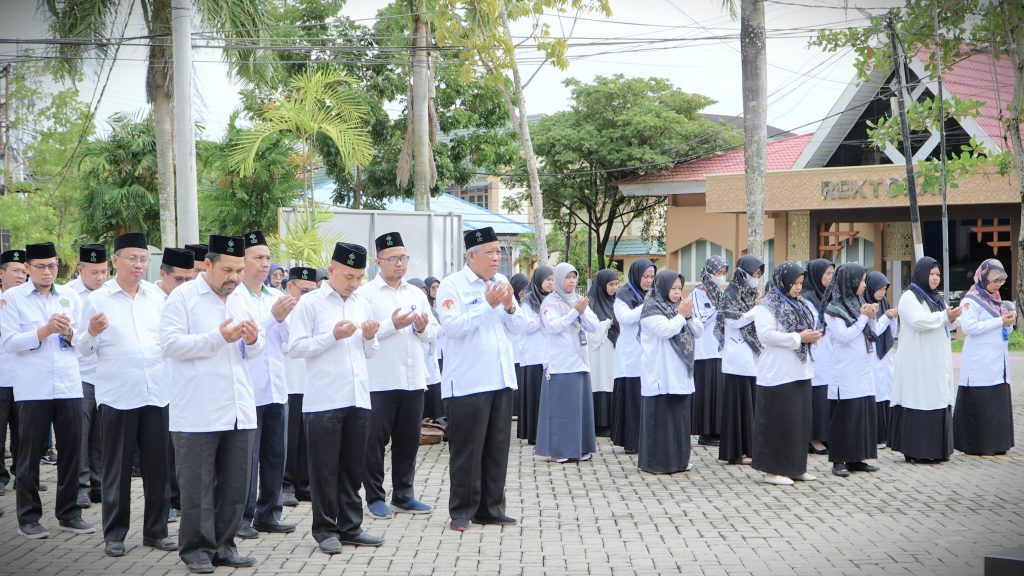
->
xmin=1 ymin=353 xmax=1022 ymax=576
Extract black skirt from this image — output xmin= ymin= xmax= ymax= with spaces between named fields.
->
xmin=751 ymin=380 xmax=811 ymax=477
xmin=810 ymin=385 xmax=830 ymax=442
xmin=719 ymin=373 xmax=755 ymax=463
xmin=828 ymin=396 xmax=878 ymax=464
xmin=691 ymin=358 xmax=723 ymax=436
xmin=423 ymin=383 xmax=443 ymax=421
xmin=953 ymin=384 xmax=1015 ymax=455
xmin=593 ymin=391 xmax=613 ymax=437
xmin=876 ymin=400 xmax=890 ymax=446
xmin=516 ymin=364 xmax=545 ymax=444
xmin=610 ymin=376 xmax=642 ymax=453
xmin=889 ymin=405 xmax=953 ymax=461
xmin=639 ymin=394 xmax=692 ymax=474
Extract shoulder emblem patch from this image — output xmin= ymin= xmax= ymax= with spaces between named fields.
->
xmin=442 ymin=299 xmax=455 ymax=311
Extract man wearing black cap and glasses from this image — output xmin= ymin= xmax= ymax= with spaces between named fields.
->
xmin=69 ymin=243 xmax=110 ymax=509
xmin=0 ymin=249 xmax=29 ymax=498
xmin=1 ymin=242 xmax=95 ymax=539
xmin=161 ymin=234 xmax=263 ymax=574
xmin=288 ymin=242 xmax=382 ymax=555
xmin=155 ymin=248 xmax=196 ymax=296
xmin=435 ymin=227 xmax=525 ymax=532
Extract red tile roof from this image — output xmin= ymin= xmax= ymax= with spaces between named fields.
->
xmin=923 ymin=50 xmax=1017 ymax=151
xmin=615 ymin=132 xmax=815 ymax=186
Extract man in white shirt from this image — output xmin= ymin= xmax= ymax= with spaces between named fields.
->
xmin=281 ymin=267 xmax=317 ymax=507
xmin=288 ymin=242 xmax=382 ymax=555
xmin=161 ymin=234 xmax=263 ymax=574
xmin=236 ymin=231 xmax=297 ymax=538
xmin=0 ymin=249 xmax=28 ymax=497
xmin=435 ymin=227 xmax=526 ymax=532
xmin=1 ymin=242 xmax=95 ymax=539
xmin=154 ymin=247 xmax=196 ymax=296
xmin=358 ymin=232 xmax=439 ymax=519
xmin=76 ymin=233 xmax=177 ymax=557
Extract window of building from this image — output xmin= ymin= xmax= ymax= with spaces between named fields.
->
xmin=678 ymin=239 xmax=734 ymax=283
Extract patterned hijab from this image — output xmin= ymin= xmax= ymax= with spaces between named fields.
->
xmin=800 ymin=258 xmax=833 ymax=312
xmin=909 ymin=257 xmax=946 ymax=313
xmin=715 ymin=255 xmax=764 ymax=354
xmin=864 ymin=271 xmax=894 ymax=359
xmin=616 ymin=258 xmax=655 ymax=310
xmin=761 ymin=261 xmax=815 ymax=362
xmin=524 ymin=265 xmax=553 ymax=313
xmin=964 ymin=259 xmax=1007 ymax=318
xmin=696 ymin=255 xmax=729 ymax=307
xmin=587 ymin=268 xmax=620 ymax=344
xmin=640 ymin=270 xmax=695 ymax=378
xmin=821 ymin=263 xmax=872 ymax=352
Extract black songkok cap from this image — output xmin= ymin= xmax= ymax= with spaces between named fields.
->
xmin=113 ymin=232 xmax=148 ymax=252
xmin=1 ymin=250 xmax=27 ymax=265
xmin=208 ymin=235 xmax=244 ymax=257
xmin=464 ymin=226 xmax=498 ymax=249
xmin=79 ymin=244 xmax=107 ymax=264
xmin=331 ymin=242 xmax=367 ymax=269
xmin=162 ymin=248 xmax=195 ymax=270
xmin=243 ymin=230 xmax=267 ymax=248
xmin=26 ymin=242 xmax=57 ymax=260
xmin=184 ymin=244 xmax=208 ymax=262
xmin=375 ymin=231 xmax=404 ymax=253
xmin=289 ymin=266 xmax=317 ymax=282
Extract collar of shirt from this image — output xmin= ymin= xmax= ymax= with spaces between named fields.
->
xmin=243 ymin=282 xmax=272 ymax=298
xmin=106 ymin=278 xmax=157 ymax=298
xmin=461 ymin=265 xmax=489 ymax=286
xmin=32 ymin=279 xmax=59 ymax=296
xmin=370 ymin=273 xmax=408 ymax=292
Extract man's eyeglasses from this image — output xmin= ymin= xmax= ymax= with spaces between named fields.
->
xmin=31 ymin=263 xmax=58 ymax=271
xmin=120 ymin=256 xmax=150 ymax=265
xmin=382 ymin=255 xmax=410 ymax=265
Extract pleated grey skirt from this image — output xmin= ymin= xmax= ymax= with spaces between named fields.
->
xmin=536 ymin=372 xmax=597 ymax=460
xmin=638 ymin=393 xmax=693 ymax=474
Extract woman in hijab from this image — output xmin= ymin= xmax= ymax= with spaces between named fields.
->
xmin=751 ymin=261 xmax=821 ymax=485
xmin=891 ymin=257 xmax=963 ymax=463
xmin=537 ymin=263 xmax=600 ymax=462
xmin=509 ymin=273 xmax=530 ymax=419
xmin=638 ymin=270 xmax=703 ymax=473
xmin=518 ymin=266 xmax=554 ymax=444
xmin=864 ymin=271 xmax=898 ymax=447
xmin=587 ymin=269 xmax=619 ymax=437
xmin=801 ymin=258 xmax=835 ymax=454
xmin=716 ymin=255 xmax=764 ymax=465
xmin=265 ymin=262 xmax=286 ymax=288
xmin=611 ymin=258 xmax=657 ymax=454
xmin=409 ymin=278 xmax=444 ymax=422
xmin=955 ymin=259 xmax=1016 ymax=456
xmin=820 ymin=264 xmax=880 ymax=478
xmin=425 ymin=276 xmax=441 ymax=310
xmin=691 ymin=256 xmax=728 ymax=448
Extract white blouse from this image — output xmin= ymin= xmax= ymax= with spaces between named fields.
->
xmin=959 ymin=299 xmax=1011 ymax=388
xmin=640 ymin=313 xmax=703 ymax=396
xmin=721 ymin=311 xmax=758 ymax=377
xmin=807 ymin=302 xmax=832 ymax=388
xmin=870 ymin=314 xmax=896 ymax=403
xmin=824 ymin=314 xmax=875 ymax=400
xmin=752 ymin=306 xmax=813 ymax=387
xmin=692 ymin=287 xmax=722 ymax=361
xmin=613 ymin=299 xmax=644 ymax=379
xmin=540 ymin=297 xmax=600 ymax=375
xmin=518 ymin=304 xmax=547 ymax=367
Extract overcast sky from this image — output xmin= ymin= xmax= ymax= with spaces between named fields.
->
xmin=0 ymin=0 xmax=904 ymax=141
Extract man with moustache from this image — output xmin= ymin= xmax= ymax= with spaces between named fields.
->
xmin=69 ymin=244 xmax=110 ymax=509
xmin=0 ymin=249 xmax=28 ymax=497
xmin=435 ymin=227 xmax=525 ymax=532
xmin=236 ymin=231 xmax=297 ymax=538
xmin=358 ymin=232 xmax=439 ymax=519
xmin=1 ymin=242 xmax=94 ymax=539
xmin=161 ymin=235 xmax=263 ymax=574
xmin=288 ymin=243 xmax=382 ymax=555
xmin=281 ymin=266 xmax=318 ymax=507
xmin=76 ymin=233 xmax=176 ymax=556
xmin=155 ymin=248 xmax=196 ymax=296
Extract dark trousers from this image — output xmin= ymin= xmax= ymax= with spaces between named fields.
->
xmin=444 ymin=388 xmax=512 ymax=521
xmin=283 ymin=394 xmax=309 ymax=499
xmin=79 ymin=382 xmax=102 ymax=497
xmin=305 ymin=407 xmax=369 ymax=543
xmin=172 ymin=429 xmax=255 ymax=566
xmin=16 ymin=399 xmax=83 ymax=525
xmin=0 ymin=387 xmax=18 ymax=486
xmin=167 ymin=435 xmax=180 ymax=510
xmin=100 ymin=404 xmax=170 ymax=542
xmin=363 ymin=389 xmax=424 ymax=505
xmin=242 ymin=403 xmax=287 ymax=527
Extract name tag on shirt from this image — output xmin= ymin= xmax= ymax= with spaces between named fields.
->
xmin=463 ymin=289 xmax=482 ymax=306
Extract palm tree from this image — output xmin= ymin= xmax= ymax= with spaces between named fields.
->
xmin=43 ymin=0 xmax=272 ymax=248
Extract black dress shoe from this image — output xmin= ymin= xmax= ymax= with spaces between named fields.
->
xmin=212 ymin=554 xmax=256 ymax=568
xmin=104 ymin=541 xmax=126 ymax=557
xmin=236 ymin=524 xmax=259 ymax=539
xmin=341 ymin=530 xmax=384 ymax=547
xmin=89 ymin=491 xmax=102 ymax=504
xmin=318 ymin=537 xmax=342 ymax=554
xmin=143 ymin=537 xmax=178 ymax=551
xmin=76 ymin=493 xmax=91 ymax=508
xmin=253 ymin=521 xmax=296 ymax=534
xmin=282 ymin=492 xmax=299 ymax=507
xmin=471 ymin=515 xmax=518 ymax=526
xmin=832 ymin=463 xmax=850 ymax=478
xmin=808 ymin=445 xmax=828 ymax=455
xmin=185 ymin=561 xmax=215 ymax=574
xmin=295 ymin=491 xmax=312 ymax=502
xmin=449 ymin=518 xmax=471 ymax=532
xmin=846 ymin=461 xmax=879 ymax=473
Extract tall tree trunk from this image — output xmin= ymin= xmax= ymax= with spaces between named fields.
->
xmin=1002 ymin=0 xmax=1024 ymax=311
xmin=353 ymin=165 xmax=363 ymax=209
xmin=148 ymin=0 xmax=176 ymax=248
xmin=412 ymin=9 xmax=431 ymax=211
xmin=740 ymin=0 xmax=767 ymax=260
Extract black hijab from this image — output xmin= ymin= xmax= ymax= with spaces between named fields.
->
xmin=425 ymin=276 xmax=440 ymax=309
xmin=640 ymin=270 xmax=695 ymax=378
xmin=588 ymin=268 xmax=620 ymax=344
xmin=909 ymin=256 xmax=946 ymax=312
xmin=510 ymin=273 xmax=529 ymax=305
xmin=524 ymin=266 xmax=553 ymax=313
xmin=616 ymin=258 xmax=655 ymax=310
xmin=761 ymin=261 xmax=815 ymax=362
xmin=715 ymin=255 xmax=764 ymax=354
xmin=800 ymin=258 xmax=833 ymax=312
xmin=865 ymin=271 xmax=894 ymax=359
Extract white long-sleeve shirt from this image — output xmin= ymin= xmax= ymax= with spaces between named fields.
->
xmin=1 ymin=280 xmax=83 ymax=401
xmin=692 ymin=287 xmax=722 ymax=361
xmin=0 ymin=289 xmax=14 ymax=388
xmin=357 ymin=275 xmax=440 ymax=392
xmin=435 ymin=266 xmax=527 ymax=399
xmin=752 ymin=306 xmax=813 ymax=387
xmin=540 ymin=297 xmax=600 ymax=375
xmin=160 ymin=273 xmax=264 ymax=432
xmin=612 ymin=299 xmax=644 ymax=379
xmin=892 ymin=291 xmax=956 ymax=411
xmin=287 ymin=283 xmax=379 ymax=412
xmin=722 ymin=311 xmax=758 ymax=377
xmin=68 ymin=277 xmax=99 ymax=380
xmin=870 ymin=314 xmax=896 ymax=403
xmin=239 ymin=284 xmax=289 ymax=406
xmin=640 ymin=313 xmax=703 ymax=396
xmin=825 ymin=313 xmax=875 ymax=400
xmin=517 ymin=304 xmax=546 ymax=367
xmin=75 ymin=279 xmax=168 ymax=410
xmin=959 ymin=299 xmax=1011 ymax=388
